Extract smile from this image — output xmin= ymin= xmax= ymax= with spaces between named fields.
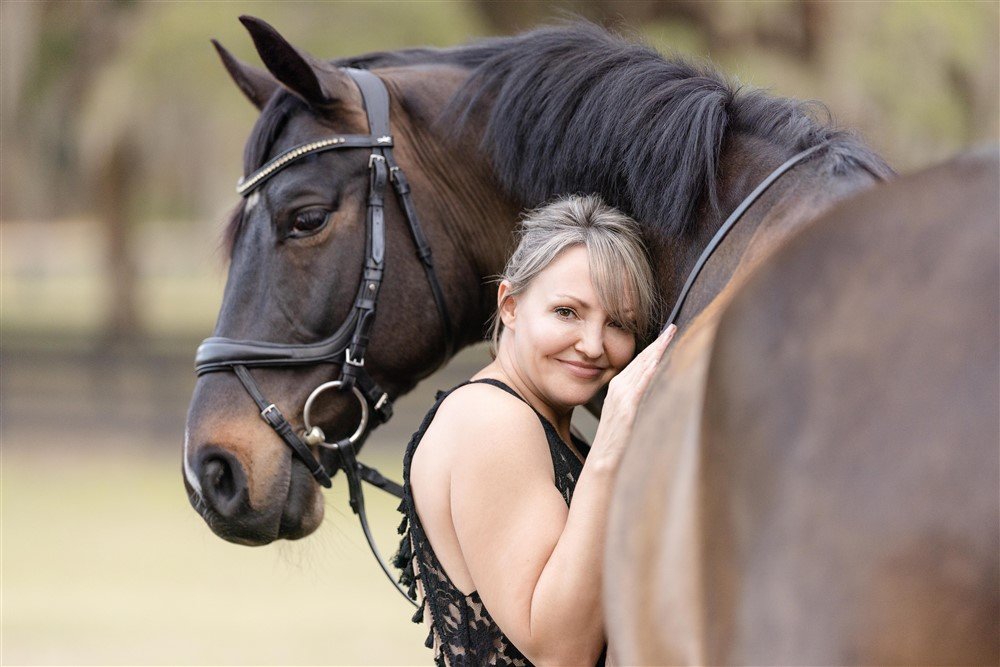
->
xmin=557 ymin=359 xmax=605 ymax=380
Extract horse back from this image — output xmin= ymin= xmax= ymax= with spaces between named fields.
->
xmin=608 ymin=148 xmax=999 ymax=665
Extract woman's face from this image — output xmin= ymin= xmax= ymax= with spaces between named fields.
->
xmin=499 ymin=245 xmax=636 ymax=411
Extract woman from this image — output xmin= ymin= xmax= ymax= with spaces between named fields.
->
xmin=395 ymin=195 xmax=676 ymax=666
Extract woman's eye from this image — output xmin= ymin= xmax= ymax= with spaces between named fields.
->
xmin=290 ymin=209 xmax=330 ymax=237
xmin=555 ymin=307 xmax=575 ymax=319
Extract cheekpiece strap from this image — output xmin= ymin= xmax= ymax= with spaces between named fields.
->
xmin=343 ymin=68 xmax=392 ymax=137
xmin=386 ymin=153 xmax=455 ymax=361
xmin=347 ymin=66 xmax=455 ymax=363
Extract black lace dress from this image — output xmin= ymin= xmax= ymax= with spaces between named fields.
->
xmin=394 ymin=378 xmax=604 ymax=666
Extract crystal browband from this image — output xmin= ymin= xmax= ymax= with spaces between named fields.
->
xmin=236 ymin=135 xmax=393 ymax=196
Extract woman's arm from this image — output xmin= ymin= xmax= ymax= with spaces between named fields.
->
xmin=447 ymin=326 xmax=676 ymax=666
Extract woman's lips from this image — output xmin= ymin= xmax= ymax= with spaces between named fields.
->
xmin=557 ymin=359 xmax=605 ymax=380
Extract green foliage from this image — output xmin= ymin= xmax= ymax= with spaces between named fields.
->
xmin=841 ymin=1 xmax=995 ymax=165
xmin=6 ymin=0 xmax=998 ymax=222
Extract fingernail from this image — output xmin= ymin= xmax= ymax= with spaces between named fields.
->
xmin=666 ymin=324 xmax=677 ymax=336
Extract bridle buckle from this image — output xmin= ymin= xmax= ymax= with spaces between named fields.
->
xmin=345 ymin=348 xmax=365 ymax=367
xmin=260 ymin=403 xmax=281 ymax=425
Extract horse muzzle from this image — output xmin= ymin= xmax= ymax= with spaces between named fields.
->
xmin=183 ymin=373 xmax=326 ymax=544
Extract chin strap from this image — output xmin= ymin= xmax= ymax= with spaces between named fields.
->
xmin=232 ymin=362 xmax=411 ymax=605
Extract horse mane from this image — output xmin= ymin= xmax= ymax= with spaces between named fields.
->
xmin=440 ymin=22 xmax=892 ymax=236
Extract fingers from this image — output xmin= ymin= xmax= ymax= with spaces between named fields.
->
xmin=636 ymin=323 xmax=676 ymax=364
xmin=658 ymin=323 xmax=677 ymax=357
xmin=610 ymin=324 xmax=679 ymax=399
xmin=600 ymin=326 xmax=680 ymax=448
xmin=635 ymin=324 xmax=677 ymax=389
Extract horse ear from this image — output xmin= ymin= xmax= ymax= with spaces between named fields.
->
xmin=211 ymin=39 xmax=279 ymax=110
xmin=238 ymin=15 xmax=348 ymax=109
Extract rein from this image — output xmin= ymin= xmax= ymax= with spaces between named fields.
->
xmin=663 ymin=142 xmax=829 ymax=330
xmin=195 ymin=68 xmax=453 ymax=606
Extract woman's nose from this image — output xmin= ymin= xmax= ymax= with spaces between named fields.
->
xmin=575 ymin=322 xmax=604 ymax=358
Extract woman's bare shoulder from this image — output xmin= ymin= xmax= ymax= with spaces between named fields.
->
xmin=422 ymin=381 xmax=549 ymax=464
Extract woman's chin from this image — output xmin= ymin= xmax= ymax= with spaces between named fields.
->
xmin=558 ymin=383 xmax=604 ymax=409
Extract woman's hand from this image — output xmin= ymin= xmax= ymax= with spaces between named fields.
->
xmin=591 ymin=324 xmax=677 ymax=466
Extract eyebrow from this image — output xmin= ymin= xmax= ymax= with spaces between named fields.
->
xmin=553 ymin=293 xmax=589 ymax=307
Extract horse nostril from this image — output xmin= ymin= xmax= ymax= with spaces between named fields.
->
xmin=198 ymin=450 xmax=249 ymax=518
xmin=206 ymin=458 xmax=234 ymax=496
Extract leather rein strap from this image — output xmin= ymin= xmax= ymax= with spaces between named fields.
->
xmin=662 ymin=142 xmax=828 ymax=331
xmin=194 ymin=68 xmax=454 ymax=607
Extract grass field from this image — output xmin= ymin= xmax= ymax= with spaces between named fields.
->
xmin=0 ymin=333 xmax=516 ymax=666
xmin=2 ymin=447 xmax=431 ymax=665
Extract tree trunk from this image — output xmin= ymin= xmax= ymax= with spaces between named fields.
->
xmin=98 ymin=138 xmax=141 ymax=342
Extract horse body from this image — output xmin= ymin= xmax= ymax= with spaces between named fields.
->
xmin=608 ymin=148 xmax=1000 ymax=665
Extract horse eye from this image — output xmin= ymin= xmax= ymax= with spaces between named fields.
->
xmin=289 ymin=209 xmax=330 ymax=238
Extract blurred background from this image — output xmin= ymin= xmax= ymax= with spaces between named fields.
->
xmin=1 ymin=1 xmax=997 ymax=664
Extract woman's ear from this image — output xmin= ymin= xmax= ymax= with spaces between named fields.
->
xmin=498 ymin=280 xmax=517 ymax=330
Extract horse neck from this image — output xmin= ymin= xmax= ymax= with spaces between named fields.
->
xmin=386 ymin=67 xmax=522 ymax=346
xmin=661 ymin=133 xmax=885 ymax=329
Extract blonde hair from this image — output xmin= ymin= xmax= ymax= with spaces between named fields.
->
xmin=489 ymin=195 xmax=659 ymax=357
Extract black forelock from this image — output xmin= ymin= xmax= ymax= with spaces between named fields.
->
xmin=223 ymin=91 xmax=306 ymax=256
xmin=243 ymin=92 xmax=307 ymax=174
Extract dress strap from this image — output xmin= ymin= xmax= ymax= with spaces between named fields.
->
xmin=466 ymin=378 xmax=530 ymax=404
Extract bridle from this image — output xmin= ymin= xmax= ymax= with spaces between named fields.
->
xmin=194 ymin=68 xmax=453 ymax=606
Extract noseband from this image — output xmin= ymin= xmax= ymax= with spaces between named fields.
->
xmin=195 ymin=68 xmax=453 ymax=605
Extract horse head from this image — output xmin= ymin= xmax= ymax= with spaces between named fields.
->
xmin=183 ymin=16 xmax=517 ymax=545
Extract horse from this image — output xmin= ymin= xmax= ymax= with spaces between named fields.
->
xmin=183 ymin=17 xmax=999 ymax=663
